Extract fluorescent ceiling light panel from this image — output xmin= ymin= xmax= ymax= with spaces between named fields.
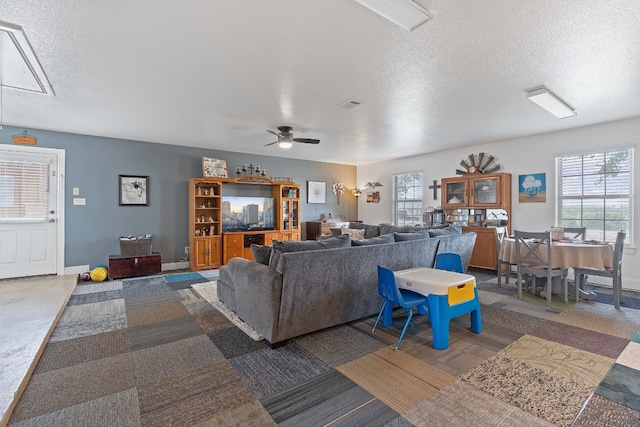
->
xmin=0 ymin=20 xmax=54 ymax=95
xmin=527 ymin=87 xmax=576 ymax=119
xmin=355 ymin=0 xmax=432 ymax=32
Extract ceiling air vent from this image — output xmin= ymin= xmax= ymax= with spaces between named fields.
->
xmin=335 ymin=99 xmax=362 ymax=110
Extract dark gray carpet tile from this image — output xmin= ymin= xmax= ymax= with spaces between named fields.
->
xmin=127 ymin=314 xmax=205 ymax=351
xmin=183 ymin=298 xmax=216 ymax=315
xmin=230 ymin=342 xmax=333 ymax=400
xmin=293 ymin=324 xmax=387 ymax=367
xmin=137 ymin=362 xmax=258 ymax=427
xmin=530 ymin=320 xmax=630 ymax=359
xmin=207 ymin=326 xmax=269 ymax=358
xmin=66 ymin=289 xmax=123 ymax=305
xmin=595 ymin=363 xmax=640 ymax=412
xmin=122 ymin=276 xmax=172 ymax=298
xmin=475 ymin=279 xmax=518 ymax=296
xmin=167 ymin=277 xmax=210 ymax=290
xmin=34 ymin=329 xmax=130 ymax=374
xmin=122 ymin=275 xmax=167 ymax=287
xmin=9 ymin=353 xmax=136 ymax=423
xmin=48 ymin=312 xmax=127 ymax=343
xmin=123 ymin=291 xmax=183 ymax=310
xmin=194 ymin=308 xmax=233 ymax=333
xmin=7 ymin=388 xmax=141 ymax=427
xmin=573 ymin=394 xmax=640 ymax=426
xmin=263 ymin=369 xmax=399 ymax=426
xmin=126 ymin=301 xmax=191 ymax=328
xmin=383 ymin=417 xmax=415 ymax=427
xmin=450 ymin=315 xmax=524 ymax=345
xmin=132 ymin=335 xmax=225 ymax=386
xmin=472 ymin=303 xmax=548 ymax=335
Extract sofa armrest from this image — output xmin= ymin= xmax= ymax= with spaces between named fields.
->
xmin=223 ymin=257 xmax=283 ymax=342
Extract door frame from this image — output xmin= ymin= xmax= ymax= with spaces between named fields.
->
xmin=0 ymin=144 xmax=65 ymax=276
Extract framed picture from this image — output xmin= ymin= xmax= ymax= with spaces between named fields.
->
xmin=519 ymin=173 xmax=546 ymax=203
xmin=119 ymin=175 xmax=149 ymax=206
xmin=202 ymin=157 xmax=228 ymax=178
xmin=307 ymin=181 xmax=326 ymax=204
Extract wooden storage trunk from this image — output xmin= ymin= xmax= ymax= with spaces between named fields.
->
xmin=109 ymin=252 xmax=162 ymax=279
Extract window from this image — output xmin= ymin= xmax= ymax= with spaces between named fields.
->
xmin=0 ymin=156 xmax=50 ymax=221
xmin=556 ymin=148 xmax=633 ymax=243
xmin=392 ymin=172 xmax=423 ymax=226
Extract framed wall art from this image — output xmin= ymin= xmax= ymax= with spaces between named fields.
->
xmin=202 ymin=157 xmax=228 ymax=178
xmin=119 ymin=175 xmax=149 ymax=206
xmin=307 ymin=181 xmax=326 ymax=204
xmin=519 ymin=173 xmax=546 ymax=203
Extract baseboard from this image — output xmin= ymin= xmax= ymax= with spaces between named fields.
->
xmin=64 ymin=265 xmax=90 ymax=276
xmin=162 ymin=261 xmax=189 ymax=271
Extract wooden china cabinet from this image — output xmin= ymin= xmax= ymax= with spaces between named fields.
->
xmin=441 ymin=172 xmax=512 ymax=271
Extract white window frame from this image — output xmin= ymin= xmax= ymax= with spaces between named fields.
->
xmin=555 ymin=148 xmax=633 ymax=243
xmin=392 ymin=171 xmax=423 ymax=226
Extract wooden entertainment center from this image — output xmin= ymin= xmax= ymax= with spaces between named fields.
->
xmin=188 ymin=175 xmax=301 ymax=270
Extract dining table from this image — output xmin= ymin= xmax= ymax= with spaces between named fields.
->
xmin=498 ymin=237 xmax=614 ymax=299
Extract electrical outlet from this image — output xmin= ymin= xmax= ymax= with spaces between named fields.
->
xmin=185 ymin=246 xmax=189 ymax=254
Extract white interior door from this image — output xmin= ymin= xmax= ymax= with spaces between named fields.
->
xmin=0 ymin=146 xmax=64 ymax=279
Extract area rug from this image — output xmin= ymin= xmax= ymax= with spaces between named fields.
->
xmin=191 ymin=281 xmax=264 ymax=341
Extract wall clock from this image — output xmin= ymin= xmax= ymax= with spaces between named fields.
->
xmin=456 ymin=153 xmax=501 ymax=175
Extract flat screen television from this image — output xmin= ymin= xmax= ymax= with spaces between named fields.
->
xmin=222 ymin=196 xmax=276 ymax=232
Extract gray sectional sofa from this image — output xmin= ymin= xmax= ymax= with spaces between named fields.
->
xmin=217 ymin=225 xmax=477 ymax=346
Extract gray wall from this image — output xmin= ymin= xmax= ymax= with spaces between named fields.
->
xmin=0 ymin=126 xmax=356 ymax=268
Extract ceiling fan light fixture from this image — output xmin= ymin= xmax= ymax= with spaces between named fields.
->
xmin=278 ymin=141 xmax=293 ymax=149
xmin=527 ymin=87 xmax=576 ymax=119
xmin=355 ymin=0 xmax=432 ymax=32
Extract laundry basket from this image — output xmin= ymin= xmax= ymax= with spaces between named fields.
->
xmin=119 ymin=234 xmax=152 ymax=257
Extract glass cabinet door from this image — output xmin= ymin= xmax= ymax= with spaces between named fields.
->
xmin=443 ymin=179 xmax=467 ymax=206
xmin=291 ymin=200 xmax=299 ymax=230
xmin=471 ymin=176 xmax=500 ymax=206
xmin=282 ymin=200 xmax=290 ymax=230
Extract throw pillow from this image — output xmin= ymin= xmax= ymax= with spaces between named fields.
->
xmin=428 ymin=225 xmax=463 ymax=237
xmin=269 ymin=235 xmax=352 ymax=271
xmin=380 ymin=224 xmax=419 ymax=235
xmin=250 ymin=244 xmax=272 ymax=265
xmin=341 ymin=227 xmax=366 ymax=240
xmin=393 ymin=230 xmax=431 ymax=242
xmin=348 ymin=222 xmax=381 ymax=239
xmin=351 ymin=233 xmax=395 ymax=246
xmin=329 ymin=227 xmax=342 ymax=237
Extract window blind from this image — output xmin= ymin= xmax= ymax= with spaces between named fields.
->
xmin=0 ymin=157 xmax=50 ymax=221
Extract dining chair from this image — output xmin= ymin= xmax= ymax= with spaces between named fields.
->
xmin=434 ymin=253 xmax=464 ymax=273
xmin=372 ymin=265 xmax=430 ymax=350
xmin=514 ymin=230 xmax=569 ymax=306
xmin=574 ymin=231 xmax=625 ymax=308
xmin=553 ymin=227 xmax=587 ymax=240
xmin=493 ymin=226 xmax=514 ymax=287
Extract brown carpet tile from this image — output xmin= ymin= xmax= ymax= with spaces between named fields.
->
xmin=9 ymin=353 xmax=136 ymax=423
xmin=137 ymin=362 xmax=259 ymax=427
xmin=461 ymin=354 xmax=593 ymax=427
xmin=127 ymin=315 xmax=204 ymax=351
xmin=193 ymin=307 xmax=234 ymax=333
xmin=131 ymin=334 xmax=225 ymax=386
xmin=573 ymin=394 xmax=640 ymax=426
xmin=501 ymin=335 xmax=615 ymax=388
xmin=125 ymin=300 xmax=190 ymax=327
xmin=529 ymin=319 xmax=630 ymax=359
xmin=405 ymin=381 xmax=555 ymax=427
xmin=34 ymin=328 xmax=130 ymax=373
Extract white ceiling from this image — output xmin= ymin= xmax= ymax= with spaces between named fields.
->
xmin=1 ymin=0 xmax=640 ymax=165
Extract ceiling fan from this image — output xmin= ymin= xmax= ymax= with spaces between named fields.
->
xmin=265 ymin=126 xmax=320 ymax=148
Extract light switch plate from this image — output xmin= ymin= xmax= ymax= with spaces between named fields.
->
xmin=73 ymin=187 xmax=80 ymax=195
xmin=73 ymin=198 xmax=86 ymax=205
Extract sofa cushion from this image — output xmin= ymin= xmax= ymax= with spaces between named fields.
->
xmin=329 ymin=227 xmax=342 ymax=237
xmin=341 ymin=227 xmax=366 ymax=239
xmin=250 ymin=244 xmax=272 ymax=265
xmin=428 ymin=225 xmax=463 ymax=237
xmin=348 ymin=222 xmax=381 ymax=239
xmin=380 ymin=224 xmax=419 ymax=235
xmin=351 ymin=233 xmax=395 ymax=246
xmin=270 ymin=234 xmax=351 ymax=270
xmin=393 ymin=230 xmax=431 ymax=242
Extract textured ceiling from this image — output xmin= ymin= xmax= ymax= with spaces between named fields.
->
xmin=1 ymin=0 xmax=640 ymax=165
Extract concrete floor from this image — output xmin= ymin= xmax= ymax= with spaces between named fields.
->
xmin=0 ymin=274 xmax=77 ymax=427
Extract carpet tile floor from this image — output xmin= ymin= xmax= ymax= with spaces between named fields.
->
xmin=6 ymin=269 xmax=640 ymax=426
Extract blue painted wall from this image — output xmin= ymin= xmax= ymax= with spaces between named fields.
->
xmin=0 ymin=126 xmax=356 ymax=268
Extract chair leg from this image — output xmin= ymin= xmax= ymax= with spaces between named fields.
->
xmin=497 ymin=262 xmax=502 ymax=288
xmin=372 ymin=299 xmax=388 ymax=332
xmin=505 ymin=264 xmax=511 ymax=284
xmin=613 ymin=274 xmax=621 ymax=309
xmin=563 ymin=274 xmax=568 ymax=304
xmin=395 ymin=308 xmax=414 ymax=350
xmin=517 ymin=270 xmax=522 ymax=300
xmin=546 ymin=277 xmax=552 ymax=307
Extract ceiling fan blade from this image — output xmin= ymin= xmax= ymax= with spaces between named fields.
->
xmin=292 ymin=138 xmax=320 ymax=144
xmin=264 ymin=141 xmax=279 ymax=147
xmin=266 ymin=129 xmax=280 ymax=137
